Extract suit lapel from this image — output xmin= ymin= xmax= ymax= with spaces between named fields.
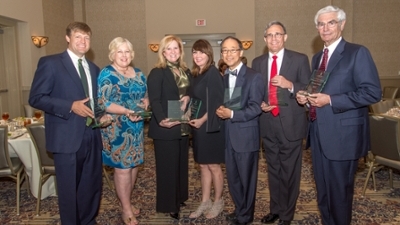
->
xmin=163 ymin=68 xmax=180 ymax=96
xmin=61 ymin=51 xmax=86 ymax=97
xmin=326 ymin=39 xmax=345 ymax=73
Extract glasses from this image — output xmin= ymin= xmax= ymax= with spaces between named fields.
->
xmin=221 ymin=49 xmax=241 ymax=55
xmin=265 ymin=33 xmax=285 ymax=39
xmin=317 ymin=20 xmax=340 ymax=29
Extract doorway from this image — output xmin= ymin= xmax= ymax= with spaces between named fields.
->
xmin=173 ymin=33 xmax=235 ymax=70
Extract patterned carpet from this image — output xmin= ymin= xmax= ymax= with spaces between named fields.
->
xmin=1 ymin=125 xmax=400 ymax=224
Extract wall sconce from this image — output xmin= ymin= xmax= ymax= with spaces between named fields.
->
xmin=31 ymin=36 xmax=49 ymax=48
xmin=148 ymin=44 xmax=159 ymax=53
xmin=241 ymin=41 xmax=253 ymax=50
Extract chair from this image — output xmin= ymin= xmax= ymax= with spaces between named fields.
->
xmin=362 ymin=115 xmax=400 ymax=196
xmin=382 ymin=86 xmax=399 ymax=100
xmin=23 ymin=104 xmax=34 ymax=118
xmin=26 ymin=122 xmax=56 ymax=216
xmin=0 ymin=125 xmax=26 ymax=215
xmin=369 ymin=99 xmax=396 ymax=114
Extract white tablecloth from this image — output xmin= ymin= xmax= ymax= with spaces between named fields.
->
xmin=8 ymin=133 xmax=57 ymax=199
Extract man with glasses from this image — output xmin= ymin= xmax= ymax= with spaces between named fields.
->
xmin=252 ymin=21 xmax=311 ymax=225
xmin=216 ymin=36 xmax=264 ymax=225
xmin=296 ymin=6 xmax=381 ymax=225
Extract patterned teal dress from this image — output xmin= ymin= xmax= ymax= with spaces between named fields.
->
xmin=98 ymin=65 xmax=146 ymax=169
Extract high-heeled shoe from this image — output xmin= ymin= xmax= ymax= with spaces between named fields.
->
xmin=169 ymin=212 xmax=180 ymax=220
xmin=189 ymin=199 xmax=212 ymax=219
xmin=122 ymin=212 xmax=139 ymax=225
xmin=205 ymin=199 xmax=224 ymax=219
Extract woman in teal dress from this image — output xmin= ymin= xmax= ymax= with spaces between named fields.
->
xmin=98 ymin=37 xmax=148 ymax=225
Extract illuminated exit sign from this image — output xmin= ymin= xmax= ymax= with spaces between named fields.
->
xmin=196 ymin=19 xmax=206 ymax=26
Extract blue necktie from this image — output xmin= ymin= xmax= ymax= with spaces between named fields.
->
xmin=225 ymin=69 xmax=237 ymax=76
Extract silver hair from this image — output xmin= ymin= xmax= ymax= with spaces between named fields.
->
xmin=314 ymin=5 xmax=346 ymax=25
xmin=264 ymin=21 xmax=287 ymax=37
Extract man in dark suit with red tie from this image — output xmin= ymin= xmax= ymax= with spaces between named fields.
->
xmin=29 ymin=22 xmax=103 ymax=225
xmin=252 ymin=21 xmax=311 ymax=225
xmin=296 ymin=6 xmax=381 ymax=225
xmin=216 ymin=36 xmax=264 ymax=225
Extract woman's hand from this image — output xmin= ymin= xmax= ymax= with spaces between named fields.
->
xmin=159 ymin=118 xmax=180 ymax=128
xmin=180 ymin=96 xmax=190 ymax=111
xmin=141 ymin=97 xmax=150 ymax=110
xmin=125 ymin=109 xmax=142 ymax=122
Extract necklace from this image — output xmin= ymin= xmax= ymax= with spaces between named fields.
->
xmin=113 ymin=64 xmax=129 ymax=75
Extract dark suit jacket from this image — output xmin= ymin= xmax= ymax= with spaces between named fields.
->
xmin=310 ymin=39 xmax=381 ymax=160
xmin=29 ymin=51 xmax=102 ymax=154
xmin=223 ymin=65 xmax=264 ymax=152
xmin=147 ymin=67 xmax=192 ymax=140
xmin=252 ymin=49 xmax=311 ymax=141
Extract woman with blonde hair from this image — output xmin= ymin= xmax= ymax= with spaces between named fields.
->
xmin=98 ymin=37 xmax=148 ymax=225
xmin=147 ymin=35 xmax=191 ymax=220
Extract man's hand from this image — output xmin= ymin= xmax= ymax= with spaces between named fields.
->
xmin=216 ymin=106 xmax=232 ymax=119
xmin=307 ymin=93 xmax=331 ymax=107
xmin=260 ymin=101 xmax=277 ymax=112
xmin=296 ymin=90 xmax=309 ymax=105
xmin=71 ymin=97 xmax=94 ymax=118
xmin=271 ymin=75 xmax=293 ymax=90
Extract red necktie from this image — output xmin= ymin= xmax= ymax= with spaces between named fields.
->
xmin=269 ymin=55 xmax=279 ymax=116
xmin=310 ymin=48 xmax=329 ymax=121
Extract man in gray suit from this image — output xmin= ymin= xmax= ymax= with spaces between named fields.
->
xmin=252 ymin=21 xmax=311 ymax=225
xmin=216 ymin=36 xmax=264 ymax=225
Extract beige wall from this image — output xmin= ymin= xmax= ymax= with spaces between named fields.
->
xmin=1 ymin=0 xmax=400 ymax=94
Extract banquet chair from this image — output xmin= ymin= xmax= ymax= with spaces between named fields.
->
xmin=369 ymin=99 xmax=396 ymax=114
xmin=362 ymin=115 xmax=400 ymax=196
xmin=382 ymin=86 xmax=399 ymax=100
xmin=0 ymin=125 xmax=26 ymax=215
xmin=23 ymin=104 xmax=34 ymax=118
xmin=26 ymin=122 xmax=56 ymax=216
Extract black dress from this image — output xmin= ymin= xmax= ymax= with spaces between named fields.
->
xmin=191 ymin=66 xmax=225 ymax=164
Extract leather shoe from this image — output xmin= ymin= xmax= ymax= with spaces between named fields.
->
xmin=169 ymin=212 xmax=179 ymax=220
xmin=261 ymin=213 xmax=279 ymax=224
xmin=278 ymin=219 xmax=291 ymax=225
xmin=229 ymin=219 xmax=250 ymax=225
xmin=226 ymin=212 xmax=237 ymax=221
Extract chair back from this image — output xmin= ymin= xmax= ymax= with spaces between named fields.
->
xmin=0 ymin=125 xmax=12 ymax=171
xmin=369 ymin=115 xmax=400 ymax=161
xmin=369 ymin=99 xmax=396 ymax=114
xmin=382 ymin=86 xmax=399 ymax=99
xmin=26 ymin=123 xmax=54 ymax=172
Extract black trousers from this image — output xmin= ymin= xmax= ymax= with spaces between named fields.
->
xmin=153 ymin=137 xmax=189 ymax=213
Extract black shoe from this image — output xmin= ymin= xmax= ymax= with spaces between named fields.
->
xmin=260 ymin=213 xmax=279 ymax=224
xmin=180 ymin=202 xmax=187 ymax=207
xmin=229 ymin=219 xmax=251 ymax=225
xmin=169 ymin=212 xmax=180 ymax=220
xmin=277 ymin=219 xmax=291 ymax=225
xmin=226 ymin=212 xmax=237 ymax=221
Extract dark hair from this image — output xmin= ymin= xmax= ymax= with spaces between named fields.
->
xmin=66 ymin=22 xmax=92 ymax=37
xmin=241 ymin=56 xmax=247 ymax=66
xmin=220 ymin=36 xmax=243 ymax=51
xmin=218 ymin=59 xmax=228 ymax=74
xmin=191 ymin=39 xmax=214 ymax=77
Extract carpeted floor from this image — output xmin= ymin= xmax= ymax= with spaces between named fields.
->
xmin=1 ymin=126 xmax=400 ymax=225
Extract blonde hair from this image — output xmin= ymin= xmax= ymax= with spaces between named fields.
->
xmin=108 ymin=37 xmax=135 ymax=62
xmin=155 ymin=35 xmax=187 ymax=70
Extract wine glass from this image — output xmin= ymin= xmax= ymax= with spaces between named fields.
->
xmin=34 ymin=110 xmax=42 ymax=120
xmin=2 ymin=112 xmax=9 ymax=121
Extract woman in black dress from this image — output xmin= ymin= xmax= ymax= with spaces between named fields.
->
xmin=188 ymin=39 xmax=225 ymax=219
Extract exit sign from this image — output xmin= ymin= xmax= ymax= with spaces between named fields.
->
xmin=196 ymin=19 xmax=206 ymax=26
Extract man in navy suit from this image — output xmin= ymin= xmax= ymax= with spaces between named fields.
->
xmin=216 ymin=36 xmax=264 ymax=225
xmin=252 ymin=21 xmax=311 ymax=225
xmin=29 ymin=22 xmax=103 ymax=225
xmin=296 ymin=6 xmax=381 ymax=225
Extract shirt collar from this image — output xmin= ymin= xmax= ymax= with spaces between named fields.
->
xmin=269 ymin=48 xmax=284 ymax=60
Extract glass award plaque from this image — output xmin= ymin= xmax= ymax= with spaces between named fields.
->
xmin=168 ymin=100 xmax=188 ymax=122
xmin=91 ymin=97 xmax=112 ymax=128
xmin=188 ymin=98 xmax=202 ymax=120
xmin=269 ymin=87 xmax=288 ymax=106
xmin=302 ymin=69 xmax=330 ymax=96
xmin=130 ymin=100 xmax=152 ymax=119
xmin=223 ymin=87 xmax=242 ymax=110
